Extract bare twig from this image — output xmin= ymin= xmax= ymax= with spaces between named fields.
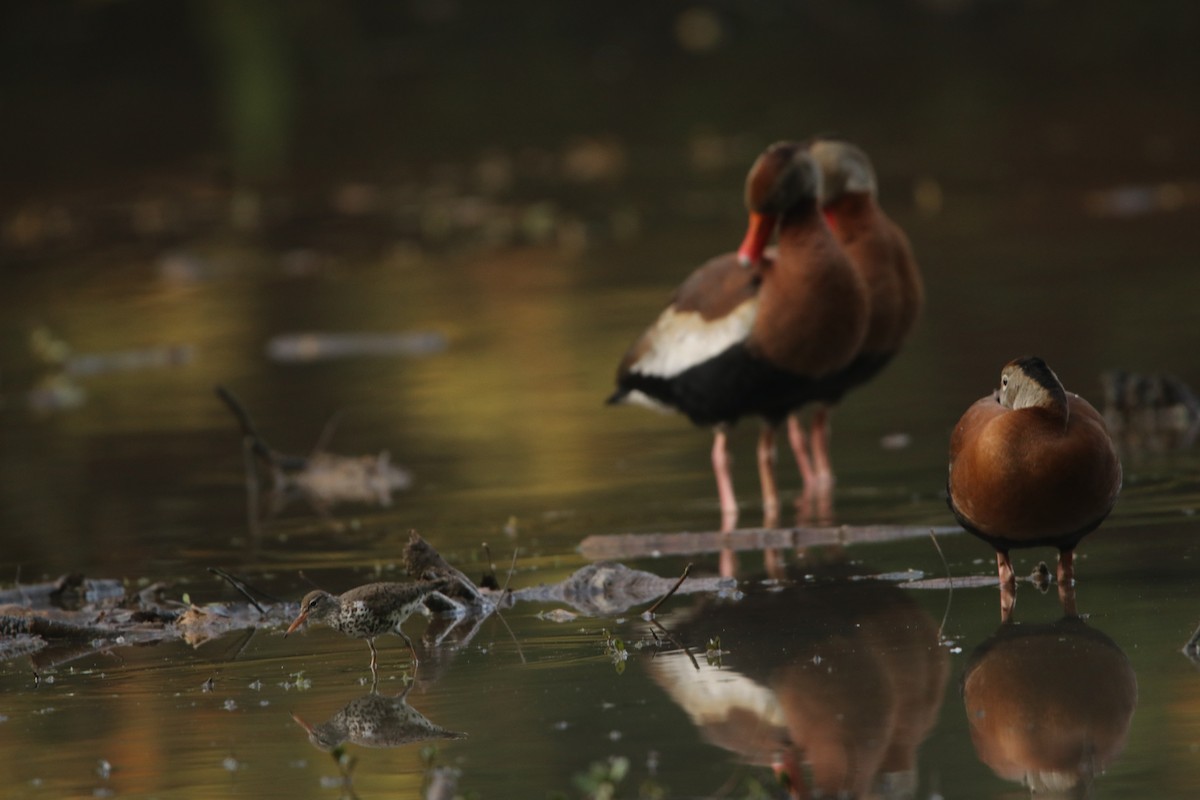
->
xmin=481 ymin=542 xmax=499 ymax=588
xmin=642 ymin=563 xmax=692 ymax=619
xmin=501 ymin=547 xmax=519 ymax=594
xmin=208 ymin=567 xmax=283 ymax=615
xmin=926 ymin=529 xmax=954 ymax=641
xmin=298 ymin=571 xmax=325 ymax=591
xmin=490 ymin=608 xmax=527 ymax=665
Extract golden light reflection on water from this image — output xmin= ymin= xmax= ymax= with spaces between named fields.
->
xmin=2 ymin=4 xmax=1200 ymax=794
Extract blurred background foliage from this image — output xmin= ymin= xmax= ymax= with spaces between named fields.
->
xmin=1 ymin=1 xmax=1196 ymax=209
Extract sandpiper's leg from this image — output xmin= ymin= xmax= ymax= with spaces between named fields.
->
xmin=712 ymin=428 xmax=738 ymax=527
xmin=399 ymin=630 xmax=420 ymax=667
xmin=786 ymin=414 xmax=816 ymax=488
xmin=368 ymin=638 xmax=379 ymax=672
xmin=1057 ymin=548 xmax=1076 ymax=587
xmin=810 ymin=407 xmax=835 ymax=487
xmin=757 ymin=424 xmax=780 ymax=521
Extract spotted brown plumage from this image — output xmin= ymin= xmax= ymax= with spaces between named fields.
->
xmin=285 ymin=580 xmax=450 ymax=675
xmin=608 ymin=141 xmax=869 ymax=520
xmin=948 ymin=357 xmax=1122 ymax=589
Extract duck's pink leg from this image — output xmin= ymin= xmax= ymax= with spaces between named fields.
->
xmin=996 ymin=551 xmax=1016 ymax=587
xmin=757 ymin=424 xmax=780 ymax=521
xmin=786 ymin=414 xmax=817 ymax=487
xmin=712 ymin=429 xmax=738 ymax=525
xmin=810 ymin=407 xmax=835 ymax=487
xmin=1057 ymin=549 xmax=1076 ymax=587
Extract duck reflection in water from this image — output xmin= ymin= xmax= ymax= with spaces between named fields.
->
xmin=647 ymin=565 xmax=948 ymax=798
xmin=962 ymin=587 xmax=1137 ymax=798
xmin=291 ymin=684 xmax=466 ymax=751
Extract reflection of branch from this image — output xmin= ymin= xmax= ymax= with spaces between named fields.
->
xmin=649 ymin=618 xmax=700 ymax=672
xmin=491 ymin=609 xmax=527 ymax=665
xmin=643 ymin=563 xmax=692 ymax=618
xmin=215 ymin=385 xmax=301 ymax=470
xmin=926 ymin=530 xmax=953 ymax=641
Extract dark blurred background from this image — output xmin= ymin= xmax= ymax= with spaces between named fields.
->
xmin=3 ymin=0 xmax=1197 ymax=262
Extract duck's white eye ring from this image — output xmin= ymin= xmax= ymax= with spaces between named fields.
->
xmin=1002 ymin=376 xmax=1009 ymax=387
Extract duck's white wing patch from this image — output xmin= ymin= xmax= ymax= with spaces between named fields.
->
xmin=631 ymin=298 xmax=757 ymax=378
xmin=621 ymin=389 xmax=678 ymax=414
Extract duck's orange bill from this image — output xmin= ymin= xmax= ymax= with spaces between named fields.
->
xmin=285 ymin=612 xmax=309 ymax=637
xmin=737 ymin=211 xmax=775 ymax=267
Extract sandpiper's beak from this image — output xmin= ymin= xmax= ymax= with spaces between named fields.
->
xmin=736 ymin=211 xmax=775 ymax=268
xmin=290 ymin=711 xmax=315 ymax=735
xmin=284 ymin=611 xmax=309 ymax=637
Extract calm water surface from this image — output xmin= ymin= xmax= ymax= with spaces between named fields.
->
xmin=4 ymin=4 xmax=1200 ymax=798
xmin=2 ymin=199 xmax=1200 ymax=798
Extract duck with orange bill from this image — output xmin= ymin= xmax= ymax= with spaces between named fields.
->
xmin=608 ymin=140 xmax=869 ymax=523
xmin=948 ymin=356 xmax=1122 ymax=591
xmin=784 ymin=138 xmax=924 ymax=490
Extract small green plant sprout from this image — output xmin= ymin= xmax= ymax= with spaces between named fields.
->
xmin=572 ymin=756 xmax=630 ymax=799
xmin=602 ymin=630 xmax=629 ymax=674
xmin=705 ymin=636 xmax=723 ymax=667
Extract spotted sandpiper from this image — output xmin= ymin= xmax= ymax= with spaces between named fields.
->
xmin=284 ymin=580 xmax=450 ymax=675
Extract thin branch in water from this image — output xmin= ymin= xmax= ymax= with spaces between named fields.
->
xmin=642 ymin=562 xmax=692 ymax=619
xmin=208 ymin=568 xmax=277 ymax=616
xmin=501 ymin=547 xmax=519 ymax=594
xmin=481 ymin=542 xmax=499 ymax=589
xmin=926 ymin=529 xmax=953 ymax=641
xmin=484 ymin=544 xmax=525 ymax=663
xmin=298 ymin=571 xmax=325 ymax=591
xmin=490 ymin=608 xmax=527 ymax=665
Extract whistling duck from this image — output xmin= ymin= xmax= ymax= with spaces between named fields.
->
xmin=786 ymin=139 xmax=925 ymax=488
xmin=608 ymin=141 xmax=869 ymax=520
xmin=648 ymin=567 xmax=947 ymax=798
xmin=948 ymin=356 xmax=1122 ymax=588
xmin=962 ymin=616 xmax=1136 ymax=795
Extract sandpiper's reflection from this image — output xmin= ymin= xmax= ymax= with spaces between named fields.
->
xmin=962 ymin=603 xmax=1137 ymax=798
xmin=647 ymin=566 xmax=948 ymax=798
xmin=292 ymin=685 xmax=466 ymax=751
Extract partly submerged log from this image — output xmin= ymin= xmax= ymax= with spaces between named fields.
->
xmin=578 ymin=524 xmax=962 ymax=561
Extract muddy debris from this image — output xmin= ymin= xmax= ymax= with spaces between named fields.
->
xmin=0 ymin=534 xmax=740 ymax=678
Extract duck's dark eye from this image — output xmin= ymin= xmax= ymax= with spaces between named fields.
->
xmin=1002 ymin=376 xmax=1009 ymax=387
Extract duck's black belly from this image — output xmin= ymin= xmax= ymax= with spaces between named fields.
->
xmin=616 ymin=343 xmax=819 ymax=427
xmin=811 ymin=350 xmax=896 ymax=405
